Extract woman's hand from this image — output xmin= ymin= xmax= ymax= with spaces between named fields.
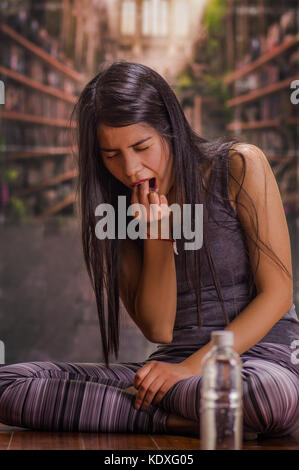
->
xmin=133 ymin=360 xmax=194 ymax=410
xmin=131 ymin=179 xmax=172 ymax=238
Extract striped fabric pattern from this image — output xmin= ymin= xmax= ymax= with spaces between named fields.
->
xmin=0 ymin=341 xmax=298 ymax=436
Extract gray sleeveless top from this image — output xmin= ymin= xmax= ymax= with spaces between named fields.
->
xmin=149 ymin=145 xmax=299 ymax=358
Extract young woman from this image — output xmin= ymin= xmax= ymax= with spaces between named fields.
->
xmin=0 ymin=61 xmax=298 ymax=439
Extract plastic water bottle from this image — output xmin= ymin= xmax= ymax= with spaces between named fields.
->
xmin=200 ymin=330 xmax=243 ymax=450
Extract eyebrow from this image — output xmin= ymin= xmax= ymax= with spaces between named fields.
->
xmin=99 ymin=136 xmax=153 ymax=152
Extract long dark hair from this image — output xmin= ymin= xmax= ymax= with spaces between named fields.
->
xmin=71 ymin=60 xmax=292 ymax=367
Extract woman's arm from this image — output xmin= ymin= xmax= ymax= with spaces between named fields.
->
xmin=119 ymin=237 xmax=177 ymax=344
xmin=119 ymin=180 xmax=177 ymax=343
xmin=181 ymin=143 xmax=294 ymax=375
xmin=134 ymin=238 xmax=177 ymax=343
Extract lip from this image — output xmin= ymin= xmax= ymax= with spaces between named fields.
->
xmin=130 ymin=178 xmax=150 ymax=187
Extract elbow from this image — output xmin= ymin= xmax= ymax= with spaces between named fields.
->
xmin=284 ymin=296 xmax=294 ymax=313
xmin=146 ymin=330 xmax=173 ymax=344
xmin=278 ymin=286 xmax=293 ymax=312
xmin=260 ymin=287 xmax=293 ymax=313
xmin=280 ymin=283 xmax=293 ymax=311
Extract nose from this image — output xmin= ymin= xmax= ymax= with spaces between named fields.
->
xmin=122 ymin=153 xmax=143 ymax=178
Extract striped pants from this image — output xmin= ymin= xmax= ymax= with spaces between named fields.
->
xmin=0 ymin=342 xmax=298 ymax=436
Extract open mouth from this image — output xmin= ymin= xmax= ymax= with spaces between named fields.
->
xmin=131 ymin=179 xmax=147 ymax=187
xmin=131 ymin=177 xmax=157 ymax=189
xmin=149 ymin=177 xmax=157 ymax=190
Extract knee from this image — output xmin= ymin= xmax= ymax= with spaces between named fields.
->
xmin=0 ymin=363 xmax=36 ymax=407
xmin=243 ymin=373 xmax=299 ymax=436
xmin=267 ymin=399 xmax=299 ymax=437
xmin=0 ymin=361 xmax=52 ymax=426
xmin=0 ymin=363 xmax=32 ymax=424
xmin=0 ymin=362 xmax=44 ymax=385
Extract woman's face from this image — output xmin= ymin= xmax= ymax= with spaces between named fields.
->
xmin=97 ymin=122 xmax=174 ymax=199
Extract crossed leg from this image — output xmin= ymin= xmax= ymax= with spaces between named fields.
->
xmin=0 ymin=360 xmax=168 ymax=433
xmin=0 ymin=343 xmax=297 ymax=437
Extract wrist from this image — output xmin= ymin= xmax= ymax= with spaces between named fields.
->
xmin=143 ymin=219 xmax=178 ymax=254
xmin=146 ymin=223 xmax=173 ymax=240
xmin=178 ymin=361 xmax=198 ymax=378
xmin=180 ymin=356 xmax=203 ymax=376
xmin=143 ymin=233 xmax=178 ymax=255
xmin=180 ymin=342 xmax=213 ymax=376
xmin=146 ymin=233 xmax=175 ymax=242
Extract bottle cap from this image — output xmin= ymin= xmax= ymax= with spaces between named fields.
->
xmin=211 ymin=330 xmax=234 ymax=347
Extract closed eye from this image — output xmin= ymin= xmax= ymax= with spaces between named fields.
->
xmin=105 ymin=146 xmax=150 ymax=159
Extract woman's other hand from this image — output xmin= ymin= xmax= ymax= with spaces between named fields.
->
xmin=133 ymin=360 xmax=194 ymax=410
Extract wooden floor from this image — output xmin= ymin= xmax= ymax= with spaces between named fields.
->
xmin=0 ymin=423 xmax=299 ymax=450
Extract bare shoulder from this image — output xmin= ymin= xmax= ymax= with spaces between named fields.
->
xmin=227 ymin=143 xmax=273 ymax=206
xmin=228 ymin=142 xmax=271 ymax=171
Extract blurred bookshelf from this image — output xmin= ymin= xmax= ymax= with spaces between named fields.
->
xmin=0 ymin=21 xmax=85 ymax=223
xmin=224 ymin=5 xmax=299 ymax=217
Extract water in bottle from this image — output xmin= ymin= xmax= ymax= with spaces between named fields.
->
xmin=200 ymin=330 xmax=243 ymax=450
